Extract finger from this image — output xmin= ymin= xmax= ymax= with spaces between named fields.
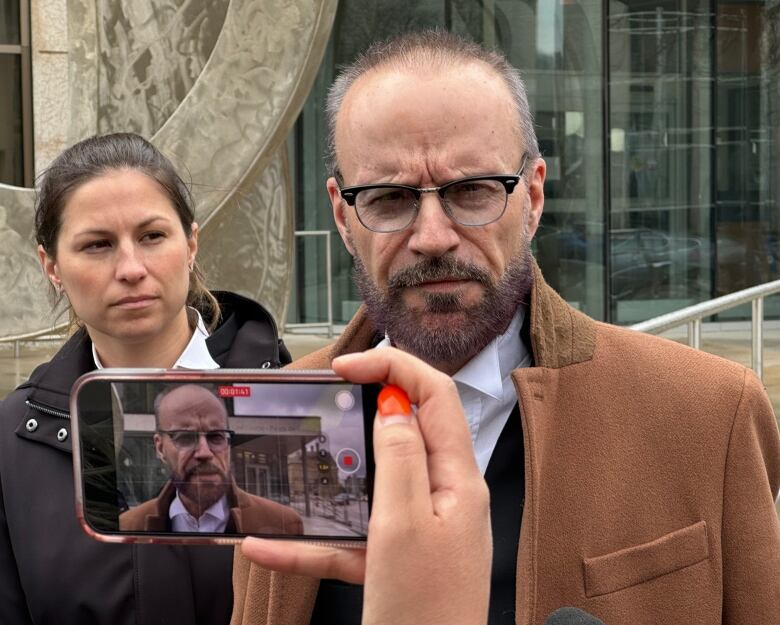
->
xmin=334 ymin=349 xmax=479 ymax=489
xmin=370 ymin=396 xmax=432 ymax=521
xmin=333 ymin=349 xmax=464 ymax=428
xmin=414 ymin=396 xmax=481 ymax=498
xmin=241 ymin=538 xmax=366 ymax=584
xmin=334 ymin=348 xmax=454 ymax=408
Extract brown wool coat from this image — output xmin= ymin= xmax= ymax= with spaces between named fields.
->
xmin=120 ymin=480 xmax=304 ymax=535
xmin=231 ymin=264 xmax=780 ymax=625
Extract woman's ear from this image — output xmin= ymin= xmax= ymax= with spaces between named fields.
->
xmin=38 ymin=244 xmax=62 ymax=291
xmin=188 ymin=222 xmax=199 ymax=270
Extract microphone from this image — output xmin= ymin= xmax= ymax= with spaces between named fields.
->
xmin=544 ymin=607 xmax=606 ymax=625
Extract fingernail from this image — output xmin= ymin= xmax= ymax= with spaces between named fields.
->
xmin=378 ymin=415 xmax=413 ymax=426
xmin=377 ymin=385 xmax=412 ymax=424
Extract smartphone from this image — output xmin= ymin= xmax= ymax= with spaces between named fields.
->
xmin=70 ymin=369 xmax=379 ymax=546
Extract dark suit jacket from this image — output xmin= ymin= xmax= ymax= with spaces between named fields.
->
xmin=0 ymin=291 xmax=290 ymax=625
xmin=120 ymin=480 xmax=304 ymax=535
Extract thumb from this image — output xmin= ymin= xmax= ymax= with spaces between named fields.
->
xmin=369 ymin=385 xmax=431 ymax=520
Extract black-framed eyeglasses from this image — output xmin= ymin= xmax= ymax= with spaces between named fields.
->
xmin=337 ymin=154 xmax=528 ymax=233
xmin=157 ymin=429 xmax=235 ymax=451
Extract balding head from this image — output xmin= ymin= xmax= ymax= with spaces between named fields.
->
xmin=325 ymin=29 xmax=539 ymax=179
xmin=154 ymin=384 xmax=228 ymax=431
xmin=153 ymin=384 xmax=232 ymax=518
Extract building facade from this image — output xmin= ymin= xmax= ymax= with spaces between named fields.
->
xmin=288 ymin=0 xmax=780 ymax=327
xmin=1 ymin=0 xmax=778 ymax=338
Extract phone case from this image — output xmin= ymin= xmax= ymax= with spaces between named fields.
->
xmin=70 ymin=369 xmax=376 ymax=547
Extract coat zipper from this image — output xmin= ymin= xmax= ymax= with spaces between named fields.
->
xmin=25 ymin=399 xmax=70 ymax=420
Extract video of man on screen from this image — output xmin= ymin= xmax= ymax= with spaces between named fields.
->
xmin=110 ymin=381 xmax=370 ymax=538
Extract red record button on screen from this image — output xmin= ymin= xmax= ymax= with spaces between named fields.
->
xmin=336 ymin=448 xmax=360 ymax=474
xmin=218 ymin=386 xmax=251 ymax=398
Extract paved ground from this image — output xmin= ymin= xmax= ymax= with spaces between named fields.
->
xmin=0 ymin=333 xmax=338 ymax=398
xmin=2 ymin=324 xmax=777 ymax=519
xmin=2 ymin=326 xmax=776 ymax=412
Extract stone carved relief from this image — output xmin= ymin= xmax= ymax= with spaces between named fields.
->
xmin=97 ymin=0 xmax=229 ymax=136
xmin=0 ymin=185 xmax=54 ymax=337
xmin=198 ymin=148 xmax=292 ymax=323
xmin=153 ymin=0 xmax=336 ymax=227
xmin=150 ymin=0 xmax=337 ymax=323
xmin=68 ymin=0 xmax=99 ymax=143
xmin=0 ymin=0 xmax=337 ymax=339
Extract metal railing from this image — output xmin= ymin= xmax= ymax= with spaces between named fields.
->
xmin=286 ymin=230 xmax=335 ymax=337
xmin=630 ymin=279 xmax=780 ymax=380
xmin=0 ymin=324 xmax=68 ymax=358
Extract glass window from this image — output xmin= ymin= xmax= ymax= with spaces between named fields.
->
xmin=0 ymin=53 xmax=23 ymax=186
xmin=608 ymin=1 xmax=714 ymax=323
xmin=714 ymin=1 xmax=777 ymax=317
xmin=0 ymin=0 xmax=30 ymax=188
xmin=513 ymin=0 xmax=605 ymax=319
xmin=289 ymin=1 xmax=779 ymax=329
xmin=288 ymin=0 xmax=605 ymax=326
xmin=0 ymin=0 xmax=21 ymax=45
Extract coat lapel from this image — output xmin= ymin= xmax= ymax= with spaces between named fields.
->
xmin=231 ymin=552 xmax=319 ymax=625
xmin=526 ymin=261 xmax=596 ymax=368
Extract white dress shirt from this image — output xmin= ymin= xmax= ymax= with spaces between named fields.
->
xmin=377 ymin=306 xmax=532 ymax=475
xmin=92 ymin=308 xmax=220 ymax=370
xmin=169 ymin=492 xmax=230 ymax=533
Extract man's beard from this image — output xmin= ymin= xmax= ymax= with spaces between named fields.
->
xmin=352 ymin=244 xmax=534 ymax=368
xmin=172 ymin=463 xmax=230 ymax=513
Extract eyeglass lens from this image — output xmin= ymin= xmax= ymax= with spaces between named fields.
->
xmin=356 ymin=178 xmax=508 ymax=232
xmin=167 ymin=430 xmax=231 ymax=450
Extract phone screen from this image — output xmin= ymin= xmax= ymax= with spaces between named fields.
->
xmin=73 ymin=372 xmax=378 ymax=543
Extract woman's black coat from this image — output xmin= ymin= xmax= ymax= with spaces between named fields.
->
xmin=0 ymin=292 xmax=291 ymax=625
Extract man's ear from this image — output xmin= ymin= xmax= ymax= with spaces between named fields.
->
xmin=327 ymin=177 xmax=356 ymax=256
xmin=38 ymin=245 xmax=61 ymax=291
xmin=525 ymin=158 xmax=546 ymax=241
xmin=153 ymin=433 xmax=165 ymax=462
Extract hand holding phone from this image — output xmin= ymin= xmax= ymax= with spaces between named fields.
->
xmin=241 ymin=347 xmax=492 ymax=625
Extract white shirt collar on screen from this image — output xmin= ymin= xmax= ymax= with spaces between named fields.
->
xmin=169 ymin=492 xmax=230 ymax=533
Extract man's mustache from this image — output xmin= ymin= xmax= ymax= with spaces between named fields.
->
xmin=183 ymin=463 xmax=228 ymax=481
xmin=387 ymin=256 xmax=492 ymax=290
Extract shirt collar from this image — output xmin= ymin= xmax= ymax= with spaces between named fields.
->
xmin=169 ymin=492 xmax=230 ymax=524
xmin=376 ymin=306 xmax=529 ymax=400
xmin=452 ymin=306 xmax=527 ymax=400
xmin=92 ymin=308 xmax=220 ymax=370
xmin=175 ymin=309 xmax=220 ymax=369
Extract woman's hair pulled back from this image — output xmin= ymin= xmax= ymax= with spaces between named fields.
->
xmin=34 ymin=132 xmax=220 ymax=329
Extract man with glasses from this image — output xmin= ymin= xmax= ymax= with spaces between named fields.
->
xmin=235 ymin=30 xmax=779 ymax=625
xmin=120 ymin=384 xmax=303 ymax=535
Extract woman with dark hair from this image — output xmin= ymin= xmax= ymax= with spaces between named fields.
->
xmin=0 ymin=132 xmax=290 ymax=625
